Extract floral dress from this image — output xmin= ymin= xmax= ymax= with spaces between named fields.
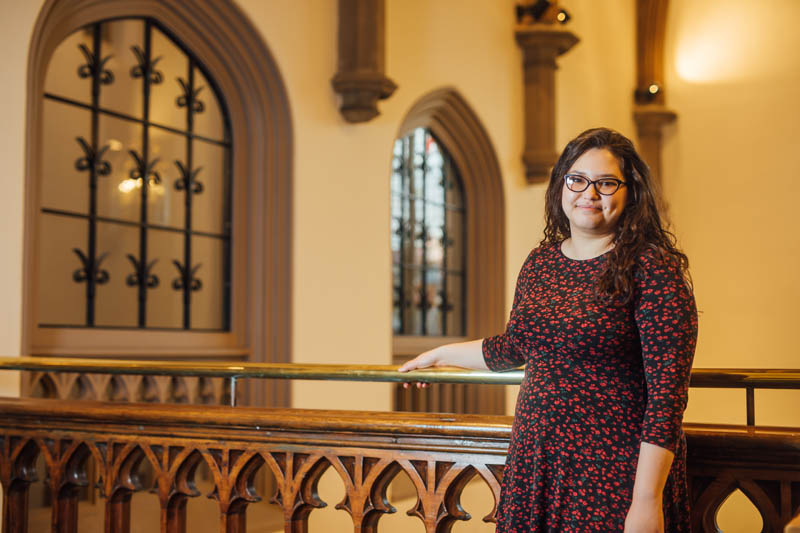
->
xmin=483 ymin=243 xmax=697 ymax=532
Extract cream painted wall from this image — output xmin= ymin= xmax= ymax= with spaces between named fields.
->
xmin=0 ymin=1 xmax=43 ymax=396
xmin=663 ymin=0 xmax=800 ymax=429
xmin=0 ymin=0 xmax=45 ymax=521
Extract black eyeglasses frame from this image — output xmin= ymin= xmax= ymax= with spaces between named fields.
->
xmin=563 ymin=173 xmax=627 ymax=196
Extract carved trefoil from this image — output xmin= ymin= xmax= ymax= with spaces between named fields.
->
xmin=331 ymin=0 xmax=397 ymax=123
xmin=515 ymin=17 xmax=579 ymax=182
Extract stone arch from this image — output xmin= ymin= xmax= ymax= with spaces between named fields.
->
xmin=23 ymin=0 xmax=292 ymax=406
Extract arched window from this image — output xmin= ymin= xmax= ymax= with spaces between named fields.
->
xmin=391 ymin=128 xmax=466 ymax=337
xmin=38 ymin=18 xmax=231 ymax=331
xmin=392 ymin=89 xmax=506 ymax=415
xmin=24 ymin=0 xmax=293 ymax=407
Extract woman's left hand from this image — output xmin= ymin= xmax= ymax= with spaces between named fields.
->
xmin=623 ymin=496 xmax=664 ymax=533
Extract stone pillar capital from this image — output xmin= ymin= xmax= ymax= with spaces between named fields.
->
xmin=634 ymin=105 xmax=677 ymax=183
xmin=515 ymin=24 xmax=579 ymax=64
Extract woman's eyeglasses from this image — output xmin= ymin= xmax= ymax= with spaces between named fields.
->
xmin=564 ymin=174 xmax=626 ymax=196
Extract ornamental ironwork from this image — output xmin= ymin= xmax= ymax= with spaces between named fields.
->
xmin=39 ymin=19 xmax=232 ymax=330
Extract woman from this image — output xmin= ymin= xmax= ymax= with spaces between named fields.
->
xmin=399 ymin=128 xmax=697 ymax=532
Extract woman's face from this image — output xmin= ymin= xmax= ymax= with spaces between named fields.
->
xmin=560 ymin=147 xmax=628 ymax=237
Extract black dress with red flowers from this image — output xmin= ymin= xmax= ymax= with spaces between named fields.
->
xmin=483 ymin=243 xmax=697 ymax=532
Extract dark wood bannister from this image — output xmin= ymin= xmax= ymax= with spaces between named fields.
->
xmin=0 ymin=358 xmax=799 ymax=532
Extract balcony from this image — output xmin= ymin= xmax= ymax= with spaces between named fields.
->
xmin=0 ymin=357 xmax=799 ymax=532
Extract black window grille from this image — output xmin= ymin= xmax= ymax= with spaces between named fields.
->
xmin=37 ymin=18 xmax=232 ymax=331
xmin=391 ymin=128 xmax=466 ymax=336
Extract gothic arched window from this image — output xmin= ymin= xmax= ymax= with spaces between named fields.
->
xmin=391 ymin=128 xmax=466 ymax=337
xmin=391 ymin=89 xmax=506 ymax=416
xmin=37 ymin=18 xmax=231 ymax=331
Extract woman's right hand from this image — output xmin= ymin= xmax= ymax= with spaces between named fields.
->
xmin=397 ymin=347 xmax=443 ymax=389
xmin=398 ymin=347 xmax=445 ymax=373
xmin=397 ymin=339 xmax=488 ymax=388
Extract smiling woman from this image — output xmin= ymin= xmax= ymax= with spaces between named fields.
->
xmin=401 ymin=127 xmax=697 ymax=532
xmin=560 ymin=148 xmax=628 ymax=254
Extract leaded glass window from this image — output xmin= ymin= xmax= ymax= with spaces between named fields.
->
xmin=37 ymin=19 xmax=231 ymax=331
xmin=391 ymin=128 xmax=466 ymax=336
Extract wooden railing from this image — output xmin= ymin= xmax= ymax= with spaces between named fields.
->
xmin=1 ymin=357 xmax=799 ymax=532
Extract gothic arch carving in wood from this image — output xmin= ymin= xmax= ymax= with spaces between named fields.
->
xmin=23 ymin=0 xmax=293 ymax=407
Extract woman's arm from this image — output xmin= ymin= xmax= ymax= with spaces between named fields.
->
xmin=398 ymin=339 xmax=488 ymax=373
xmin=624 ymin=442 xmax=674 ymax=533
xmin=628 ymin=252 xmax=698 ymax=531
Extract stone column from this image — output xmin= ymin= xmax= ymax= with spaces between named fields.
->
xmin=634 ymin=105 xmax=676 ymax=184
xmin=515 ymin=24 xmax=578 ymax=183
xmin=633 ymin=0 xmax=676 ymax=183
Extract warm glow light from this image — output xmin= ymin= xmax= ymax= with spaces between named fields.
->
xmin=117 ymin=178 xmax=164 ymax=195
xmin=118 ymin=178 xmax=140 ymax=193
xmin=648 ymin=83 xmax=659 ymax=95
xmin=673 ymin=2 xmax=779 ymax=84
xmin=108 ymin=138 xmax=123 ymax=152
xmin=556 ymin=11 xmax=566 ymax=22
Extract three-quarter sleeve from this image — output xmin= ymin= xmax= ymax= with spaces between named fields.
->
xmin=634 ymin=252 xmax=698 ymax=452
xmin=482 ymin=249 xmax=538 ymax=371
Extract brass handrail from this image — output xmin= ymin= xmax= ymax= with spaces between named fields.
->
xmin=0 ymin=356 xmax=523 ymax=384
xmin=0 ymin=356 xmax=799 ymax=388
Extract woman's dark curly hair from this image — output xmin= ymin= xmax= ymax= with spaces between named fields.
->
xmin=541 ymin=127 xmax=691 ymax=303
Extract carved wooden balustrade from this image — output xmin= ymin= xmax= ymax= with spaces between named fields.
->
xmin=0 ymin=398 xmax=510 ymax=533
xmin=0 ymin=357 xmax=799 ymax=532
xmin=22 ymin=367 xmax=235 ymax=405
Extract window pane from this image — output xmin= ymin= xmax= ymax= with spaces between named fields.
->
xmin=98 ymin=19 xmax=144 ymax=118
xmin=149 ymin=26 xmax=188 ymax=131
xmin=445 ymin=272 xmax=465 ymax=336
xmin=390 ymin=216 xmax=402 ymax=265
xmin=425 ymin=204 xmax=444 ymax=271
xmin=97 ymin=114 xmax=143 ymax=222
xmin=40 ymin=100 xmax=91 ymax=214
xmin=192 ymin=140 xmax=228 ymax=235
xmin=424 ymin=138 xmax=445 ymax=203
xmin=36 ymin=214 xmax=87 ymax=326
xmin=193 ymin=66 xmax=226 ymax=142
xmin=94 ymin=222 xmax=138 ymax=327
xmin=408 ymin=267 xmax=423 ymax=335
xmin=391 ymin=128 xmax=466 ymax=336
xmin=191 ymin=236 xmax=226 ymax=330
xmin=147 ymin=229 xmax=184 ymax=328
xmin=425 ymin=268 xmax=443 ymax=336
xmin=445 ymin=208 xmax=465 ymax=272
xmin=44 ymin=26 xmax=93 ymax=105
xmin=38 ymin=17 xmax=231 ymax=332
xmin=392 ymin=264 xmax=402 ymax=334
xmin=148 ymin=128 xmax=186 ymax=229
